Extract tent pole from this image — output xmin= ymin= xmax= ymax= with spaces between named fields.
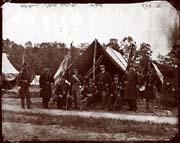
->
xmin=93 ymin=40 xmax=97 ymax=81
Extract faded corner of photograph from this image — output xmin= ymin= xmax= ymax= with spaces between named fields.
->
xmin=1 ymin=1 xmax=179 ymax=142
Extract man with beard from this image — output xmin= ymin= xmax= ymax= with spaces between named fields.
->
xmin=144 ymin=69 xmax=156 ymax=112
xmin=124 ymin=66 xmax=138 ymax=112
xmin=39 ymin=67 xmax=54 ymax=109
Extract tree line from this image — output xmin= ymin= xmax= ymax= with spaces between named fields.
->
xmin=2 ymin=37 xmax=179 ymax=78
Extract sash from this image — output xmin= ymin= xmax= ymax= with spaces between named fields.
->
xmin=72 ymin=75 xmax=82 ymax=85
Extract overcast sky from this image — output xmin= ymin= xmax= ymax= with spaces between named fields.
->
xmin=2 ymin=1 xmax=179 ymax=59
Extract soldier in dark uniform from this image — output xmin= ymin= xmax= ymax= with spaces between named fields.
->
xmin=70 ymin=68 xmax=83 ymax=109
xmin=81 ymin=78 xmax=98 ymax=109
xmin=144 ymin=69 xmax=156 ymax=112
xmin=17 ymin=62 xmax=32 ymax=109
xmin=96 ymin=64 xmax=112 ymax=110
xmin=108 ymin=74 xmax=123 ymax=111
xmin=124 ymin=66 xmax=138 ymax=112
xmin=55 ymin=75 xmax=71 ymax=110
xmin=39 ymin=68 xmax=54 ymax=109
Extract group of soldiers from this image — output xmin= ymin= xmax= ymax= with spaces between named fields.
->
xmin=17 ymin=62 xmax=157 ymax=112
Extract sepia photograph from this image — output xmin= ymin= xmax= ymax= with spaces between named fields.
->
xmin=1 ymin=1 xmax=179 ymax=142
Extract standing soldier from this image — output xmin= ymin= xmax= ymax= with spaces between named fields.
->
xmin=96 ymin=64 xmax=112 ymax=110
xmin=17 ymin=62 xmax=32 ymax=109
xmin=39 ymin=68 xmax=54 ymax=109
xmin=54 ymin=75 xmax=71 ymax=110
xmin=70 ymin=68 xmax=83 ymax=109
xmin=144 ymin=69 xmax=156 ymax=112
xmin=124 ymin=66 xmax=138 ymax=112
xmin=108 ymin=74 xmax=123 ymax=111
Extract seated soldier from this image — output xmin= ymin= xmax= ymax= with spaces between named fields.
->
xmin=81 ymin=78 xmax=98 ymax=109
xmin=108 ymin=74 xmax=123 ymax=111
xmin=55 ymin=76 xmax=70 ymax=110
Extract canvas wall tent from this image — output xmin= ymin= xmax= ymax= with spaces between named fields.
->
xmin=30 ymin=75 xmax=40 ymax=85
xmin=2 ymin=52 xmax=19 ymax=89
xmin=2 ymin=52 xmax=19 ymax=80
xmin=55 ymin=39 xmax=164 ymax=92
xmin=64 ymin=39 xmax=128 ymax=80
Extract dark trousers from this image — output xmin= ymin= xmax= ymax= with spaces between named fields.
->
xmin=72 ymin=85 xmax=80 ymax=109
xmin=86 ymin=93 xmax=98 ymax=107
xmin=107 ymin=95 xmax=115 ymax=110
xmin=65 ymin=97 xmax=72 ymax=110
xmin=128 ymin=99 xmax=137 ymax=111
xmin=101 ymin=91 xmax=108 ymax=109
xmin=56 ymin=96 xmax=65 ymax=109
xmin=19 ymin=87 xmax=31 ymax=108
xmin=42 ymin=97 xmax=50 ymax=108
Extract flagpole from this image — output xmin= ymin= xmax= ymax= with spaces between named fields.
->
xmin=93 ymin=39 xmax=97 ymax=81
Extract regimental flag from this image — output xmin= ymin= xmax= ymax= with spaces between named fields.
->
xmin=54 ymin=51 xmax=71 ymax=85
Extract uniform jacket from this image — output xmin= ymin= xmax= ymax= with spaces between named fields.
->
xmin=109 ymin=82 xmax=123 ymax=96
xmin=96 ymin=71 xmax=112 ymax=90
xmin=82 ymin=84 xmax=97 ymax=96
xmin=124 ymin=70 xmax=138 ymax=100
xmin=144 ymin=73 xmax=156 ymax=99
xmin=17 ymin=68 xmax=31 ymax=88
xmin=39 ymin=72 xmax=54 ymax=98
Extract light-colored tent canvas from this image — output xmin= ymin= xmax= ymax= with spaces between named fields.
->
xmin=105 ymin=47 xmax=127 ymax=71
xmin=2 ymin=52 xmax=19 ymax=81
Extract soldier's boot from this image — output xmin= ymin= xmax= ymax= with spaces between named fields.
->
xmin=149 ymin=100 xmax=154 ymax=113
xmin=21 ymin=99 xmax=25 ymax=109
xmin=27 ymin=98 xmax=33 ymax=109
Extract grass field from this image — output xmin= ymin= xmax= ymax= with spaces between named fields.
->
xmin=2 ymin=110 xmax=178 ymax=141
xmin=2 ymin=88 xmax=179 ymax=141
